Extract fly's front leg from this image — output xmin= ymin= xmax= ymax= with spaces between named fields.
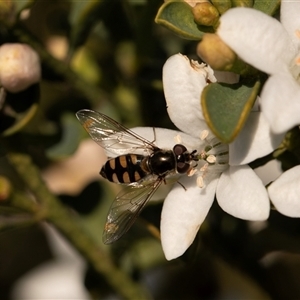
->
xmin=151 ymin=127 xmax=156 ymax=144
xmin=143 ymin=127 xmax=157 ymax=155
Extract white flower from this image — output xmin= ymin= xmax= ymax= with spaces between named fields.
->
xmin=132 ymin=123 xmax=270 ymax=260
xmin=217 ymin=1 xmax=300 ymax=134
xmin=134 ymin=53 xmax=281 ymax=260
xmin=268 ymin=165 xmax=300 ymax=217
xmin=0 ymin=43 xmax=41 ymax=93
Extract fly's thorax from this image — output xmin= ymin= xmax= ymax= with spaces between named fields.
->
xmin=147 ymin=149 xmax=176 ymax=176
xmin=100 ymin=154 xmax=148 ymax=184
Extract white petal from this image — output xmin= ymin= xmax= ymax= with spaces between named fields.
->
xmin=268 ymin=165 xmax=300 ymax=217
xmin=281 ymin=0 xmax=300 ymax=47
xmin=260 ymin=73 xmax=300 ymax=134
xmin=163 ymin=53 xmax=213 ymax=136
xmin=216 ymin=165 xmax=270 ymax=220
xmin=160 ymin=175 xmax=218 ymax=260
xmin=217 ymin=7 xmax=296 ymax=75
xmin=229 ymin=112 xmax=284 ymax=165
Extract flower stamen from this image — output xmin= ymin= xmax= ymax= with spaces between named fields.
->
xmin=194 ymin=133 xmax=229 ymax=188
xmin=200 ymin=130 xmax=209 ymax=140
xmin=187 ymin=168 xmax=197 ymax=177
xmin=200 ymin=163 xmax=208 ymax=172
xmin=206 ymin=154 xmax=216 ymax=164
xmin=174 ymin=134 xmax=182 ymax=144
xmin=197 ymin=176 xmax=204 ymax=188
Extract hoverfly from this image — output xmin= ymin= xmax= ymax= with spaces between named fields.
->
xmin=76 ymin=109 xmax=198 ymax=244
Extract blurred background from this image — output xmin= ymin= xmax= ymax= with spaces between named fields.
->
xmin=1 ymin=1 xmax=300 ymax=299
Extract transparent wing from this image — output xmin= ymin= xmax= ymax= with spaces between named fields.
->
xmin=76 ymin=109 xmax=156 ymax=156
xmin=103 ymin=178 xmax=163 ymax=244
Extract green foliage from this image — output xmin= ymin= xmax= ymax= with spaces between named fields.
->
xmin=202 ymin=79 xmax=260 ymax=143
xmin=2 ymin=103 xmax=38 ymax=137
xmin=1 ymin=1 xmax=300 ymax=300
xmin=68 ymin=0 xmax=106 ymax=55
xmin=46 ymin=113 xmax=83 ymax=160
xmin=231 ymin=0 xmax=253 ymax=8
xmin=11 ymin=0 xmax=36 ymax=17
xmin=211 ymin=0 xmax=232 ymax=15
xmin=155 ymin=1 xmax=212 ymax=40
xmin=253 ymin=0 xmax=280 ymax=15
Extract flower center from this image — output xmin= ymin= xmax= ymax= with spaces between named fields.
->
xmin=194 ymin=131 xmax=229 ymax=188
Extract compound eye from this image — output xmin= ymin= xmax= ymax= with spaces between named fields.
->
xmin=173 ymin=144 xmax=187 ymax=156
xmin=177 ymin=162 xmax=190 ymax=174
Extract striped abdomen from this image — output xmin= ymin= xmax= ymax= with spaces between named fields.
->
xmin=100 ymin=154 xmax=148 ymax=184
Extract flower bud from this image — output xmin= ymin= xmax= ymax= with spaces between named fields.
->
xmin=197 ymin=33 xmax=236 ymax=70
xmin=0 ymin=43 xmax=41 ymax=93
xmin=192 ymin=2 xmax=219 ymax=27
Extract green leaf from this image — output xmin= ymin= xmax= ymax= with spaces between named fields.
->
xmin=68 ymin=0 xmax=106 ymax=54
xmin=71 ymin=46 xmax=102 ymax=85
xmin=46 ymin=113 xmax=83 ymax=160
xmin=253 ymin=0 xmax=280 ymax=16
xmin=201 ymin=80 xmax=260 ymax=143
xmin=12 ymin=0 xmax=36 ymax=17
xmin=2 ymin=103 xmax=38 ymax=137
xmin=231 ymin=0 xmax=253 ymax=8
xmin=155 ymin=1 xmax=212 ymax=40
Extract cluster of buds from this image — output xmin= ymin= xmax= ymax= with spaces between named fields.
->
xmin=183 ymin=0 xmax=254 ymax=72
